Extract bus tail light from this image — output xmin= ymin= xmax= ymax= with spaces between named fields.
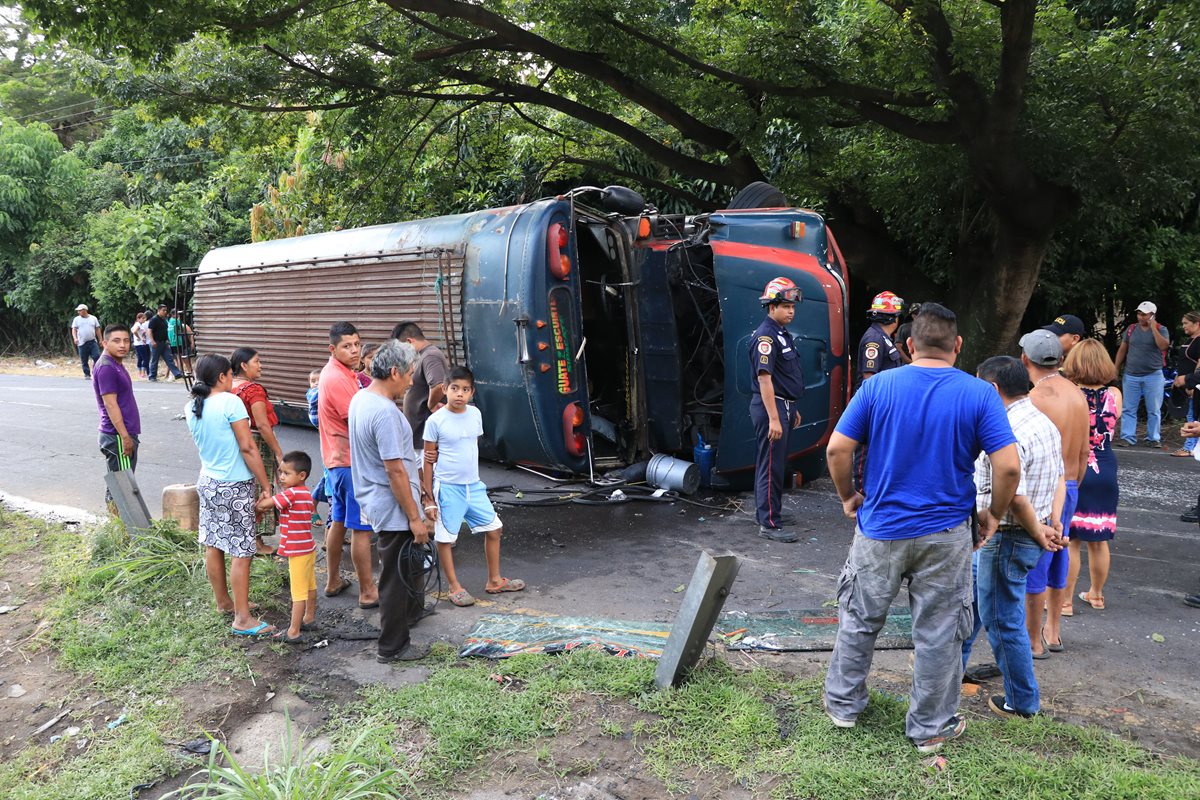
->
xmin=548 ymin=222 xmax=571 ymax=279
xmin=563 ymin=402 xmax=586 ymax=456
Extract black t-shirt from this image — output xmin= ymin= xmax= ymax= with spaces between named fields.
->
xmin=148 ymin=315 xmax=168 ymax=344
xmin=1180 ymin=336 xmax=1200 ymax=375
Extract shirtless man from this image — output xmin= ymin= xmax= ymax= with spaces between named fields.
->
xmin=1020 ymin=330 xmax=1090 ymax=656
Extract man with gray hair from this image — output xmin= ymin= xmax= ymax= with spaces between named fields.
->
xmin=349 ymin=339 xmax=432 ymax=662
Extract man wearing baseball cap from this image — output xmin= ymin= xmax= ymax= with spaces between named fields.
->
xmin=1114 ymin=301 xmax=1170 ymax=448
xmin=1040 ymin=314 xmax=1086 ymax=355
xmin=70 ymin=304 xmax=102 ymax=379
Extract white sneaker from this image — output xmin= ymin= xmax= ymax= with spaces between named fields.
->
xmin=822 ymin=697 xmax=856 ymax=728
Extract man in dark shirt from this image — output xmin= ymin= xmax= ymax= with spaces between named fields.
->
xmin=855 ymin=291 xmax=905 ymax=389
xmin=392 ymin=322 xmax=449 ymax=446
xmin=749 ymin=277 xmax=805 ymax=542
xmin=147 ymin=304 xmax=182 ymax=382
xmin=1114 ymin=301 xmax=1170 ymax=447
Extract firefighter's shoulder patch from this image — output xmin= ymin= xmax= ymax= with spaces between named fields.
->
xmin=757 ymin=339 xmax=773 ymax=356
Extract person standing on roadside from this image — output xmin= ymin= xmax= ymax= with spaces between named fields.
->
xmin=966 ymin=356 xmax=1065 ymax=720
xmin=147 ymin=304 xmax=182 ymax=382
xmin=130 ymin=311 xmax=152 ymax=380
xmin=895 ymin=302 xmax=921 ymax=363
xmin=70 ymin=304 xmax=102 ymax=380
xmin=749 ymin=277 xmax=805 ymax=543
xmin=1170 ymin=312 xmax=1200 ymax=461
xmin=93 ymin=324 xmax=141 ymax=514
xmin=1020 ymin=330 xmax=1090 ymax=658
xmin=1040 ymin=314 xmax=1086 ymax=357
xmin=1114 ymin=301 xmax=1169 ymax=448
xmin=391 ymin=322 xmax=449 ymax=447
xmin=348 ymin=339 xmax=433 ymax=663
xmin=824 ymin=303 xmax=1020 ymax=754
xmin=1181 ymin=417 xmax=1200 ymax=608
xmin=319 ymin=322 xmax=378 ymax=607
xmin=1061 ymin=340 xmax=1122 ymax=614
xmin=854 ymin=291 xmax=905 ymax=389
xmin=231 ymin=347 xmax=286 ymax=556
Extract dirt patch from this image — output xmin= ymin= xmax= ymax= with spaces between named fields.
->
xmin=0 ymin=355 xmax=85 ymax=380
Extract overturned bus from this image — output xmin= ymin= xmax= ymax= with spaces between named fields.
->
xmin=181 ymin=186 xmax=849 ymax=484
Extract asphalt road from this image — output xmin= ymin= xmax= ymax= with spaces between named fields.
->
xmin=2 ymin=372 xmax=1199 ymax=755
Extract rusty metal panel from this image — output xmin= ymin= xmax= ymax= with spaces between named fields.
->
xmin=191 ymin=252 xmax=464 ymax=407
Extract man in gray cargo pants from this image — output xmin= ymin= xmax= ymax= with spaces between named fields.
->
xmin=823 ymin=303 xmax=1021 ymax=752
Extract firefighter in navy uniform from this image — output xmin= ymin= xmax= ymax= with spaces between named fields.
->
xmin=855 ymin=291 xmax=905 ymax=389
xmin=749 ymin=277 xmax=806 ymax=543
xmin=852 ymin=291 xmax=905 ymax=492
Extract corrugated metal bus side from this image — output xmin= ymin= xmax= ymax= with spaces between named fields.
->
xmin=191 ymin=253 xmax=465 ymax=408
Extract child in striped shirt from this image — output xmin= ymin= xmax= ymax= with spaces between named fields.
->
xmin=257 ymin=450 xmax=317 ymax=642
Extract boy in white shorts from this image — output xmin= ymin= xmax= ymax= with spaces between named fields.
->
xmin=422 ymin=366 xmax=525 ymax=607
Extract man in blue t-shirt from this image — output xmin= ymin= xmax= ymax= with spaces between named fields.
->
xmin=822 ymin=303 xmax=1021 ymax=754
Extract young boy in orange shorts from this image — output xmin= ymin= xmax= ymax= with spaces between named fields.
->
xmin=257 ymin=450 xmax=317 ymax=642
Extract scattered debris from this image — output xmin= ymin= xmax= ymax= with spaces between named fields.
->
xmin=924 ymin=755 xmax=948 ymax=772
xmin=792 ymin=569 xmax=816 ymax=574
xmin=7 ymin=684 xmax=27 ymax=698
xmin=1151 ymin=633 xmax=1165 ymax=643
xmin=32 ymin=709 xmax=71 ymax=737
xmin=106 ymin=714 xmax=127 ymax=730
xmin=0 ymin=603 xmax=24 ymax=614
xmin=821 ymin=599 xmax=838 ymax=608
xmin=310 ymin=639 xmax=330 ymax=649
xmin=672 ymin=584 xmax=686 ymax=593
xmin=180 ymin=738 xmax=213 ymax=755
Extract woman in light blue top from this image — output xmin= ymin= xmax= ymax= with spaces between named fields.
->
xmin=186 ymin=353 xmax=275 ymax=637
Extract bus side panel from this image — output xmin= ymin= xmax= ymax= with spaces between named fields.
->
xmin=191 ymin=255 xmax=465 ymax=410
xmin=631 ymin=246 xmax=684 ymax=452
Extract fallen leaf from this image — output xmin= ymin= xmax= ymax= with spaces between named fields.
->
xmin=1151 ymin=633 xmax=1165 ymax=643
xmin=672 ymin=584 xmax=686 ymax=593
xmin=821 ymin=599 xmax=838 ymax=608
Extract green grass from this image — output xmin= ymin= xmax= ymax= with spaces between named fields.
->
xmin=0 ymin=512 xmax=287 ymax=800
xmin=330 ymin=651 xmax=1200 ymax=799
xmin=43 ymin=518 xmax=283 ymax=695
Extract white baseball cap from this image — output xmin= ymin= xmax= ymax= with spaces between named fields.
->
xmin=75 ymin=304 xmax=88 ymax=311
xmin=1136 ymin=301 xmax=1156 ymax=314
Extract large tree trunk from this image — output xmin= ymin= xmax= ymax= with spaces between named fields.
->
xmin=951 ymin=218 xmax=1056 ymax=371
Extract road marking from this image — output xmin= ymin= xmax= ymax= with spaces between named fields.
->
xmin=0 ymin=400 xmax=52 ymax=408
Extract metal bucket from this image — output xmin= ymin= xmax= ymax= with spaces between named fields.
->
xmin=646 ymin=454 xmax=701 ymax=495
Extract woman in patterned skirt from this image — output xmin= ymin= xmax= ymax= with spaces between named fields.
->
xmin=231 ymin=347 xmax=285 ymax=556
xmin=1062 ymin=339 xmax=1122 ymax=614
xmin=187 ymin=354 xmax=276 ymax=636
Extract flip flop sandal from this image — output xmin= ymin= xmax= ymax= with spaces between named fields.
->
xmin=231 ymin=620 xmax=277 ymax=637
xmin=324 ymin=579 xmax=353 ymax=598
xmin=1170 ymin=449 xmax=1192 ymax=457
xmin=221 ymin=602 xmax=261 ymax=615
xmin=485 ymin=578 xmax=526 ymax=594
xmin=1060 ymin=605 xmax=1074 ymax=617
xmin=448 ymin=589 xmax=476 ymax=607
xmin=1042 ymin=627 xmax=1064 ymax=653
xmin=359 ymin=600 xmax=380 ymax=609
xmin=1079 ymin=591 xmax=1105 ymax=610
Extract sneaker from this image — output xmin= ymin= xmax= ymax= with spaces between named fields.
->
xmin=167 ymin=374 xmax=178 ymax=383
xmin=988 ymin=694 xmax=1036 ymax=719
xmin=1142 ymin=440 xmax=1161 ymax=449
xmin=911 ymin=715 xmax=967 ymax=753
xmin=758 ymin=526 xmax=799 ymax=543
xmin=1184 ymin=594 xmax=1200 ymax=609
xmin=1182 ymin=507 xmax=1199 ymax=524
xmin=376 ymin=642 xmax=430 ymax=663
xmin=822 ymin=698 xmax=856 ymax=729
xmin=1115 ymin=439 xmax=1132 ymax=448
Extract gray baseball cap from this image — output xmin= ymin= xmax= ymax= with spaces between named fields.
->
xmin=1019 ymin=329 xmax=1064 ymax=366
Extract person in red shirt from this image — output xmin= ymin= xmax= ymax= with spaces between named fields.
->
xmin=318 ymin=322 xmax=378 ymax=606
xmin=257 ymin=451 xmax=316 ymax=642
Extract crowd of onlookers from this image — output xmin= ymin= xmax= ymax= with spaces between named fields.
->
xmin=822 ymin=299 xmax=1200 ymax=752
xmin=75 ymin=296 xmax=1199 ymax=751
xmin=81 ymin=312 xmax=523 ymax=662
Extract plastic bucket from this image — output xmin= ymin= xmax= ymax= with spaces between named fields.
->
xmin=646 ymin=454 xmax=701 ymax=495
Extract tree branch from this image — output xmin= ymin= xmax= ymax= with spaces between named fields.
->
xmin=603 ymin=16 xmax=936 ymax=108
xmin=379 ymin=0 xmax=755 ymax=169
xmin=992 ymin=0 xmax=1037 ymax=141
xmin=561 ymin=157 xmax=712 ymax=209
xmin=412 ymin=34 xmax=513 ymax=61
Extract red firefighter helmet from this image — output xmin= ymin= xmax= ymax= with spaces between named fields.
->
xmin=760 ymin=277 xmax=801 ymax=306
xmin=869 ymin=291 xmax=904 ymax=317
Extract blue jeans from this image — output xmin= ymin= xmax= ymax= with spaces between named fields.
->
xmin=977 ymin=529 xmax=1044 ymax=714
xmin=1187 ymin=402 xmax=1196 ymax=452
xmin=149 ymin=341 xmax=181 ymax=380
xmin=77 ymin=339 xmax=100 ymax=377
xmin=1120 ymin=372 xmax=1163 ymax=443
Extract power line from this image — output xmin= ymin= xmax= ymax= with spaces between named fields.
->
xmin=12 ymin=99 xmax=108 ymax=122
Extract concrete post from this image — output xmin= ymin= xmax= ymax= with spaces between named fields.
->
xmin=654 ymin=550 xmax=740 ymax=690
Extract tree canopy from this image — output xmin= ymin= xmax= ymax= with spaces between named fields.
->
xmin=5 ymin=0 xmax=1200 ymax=358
